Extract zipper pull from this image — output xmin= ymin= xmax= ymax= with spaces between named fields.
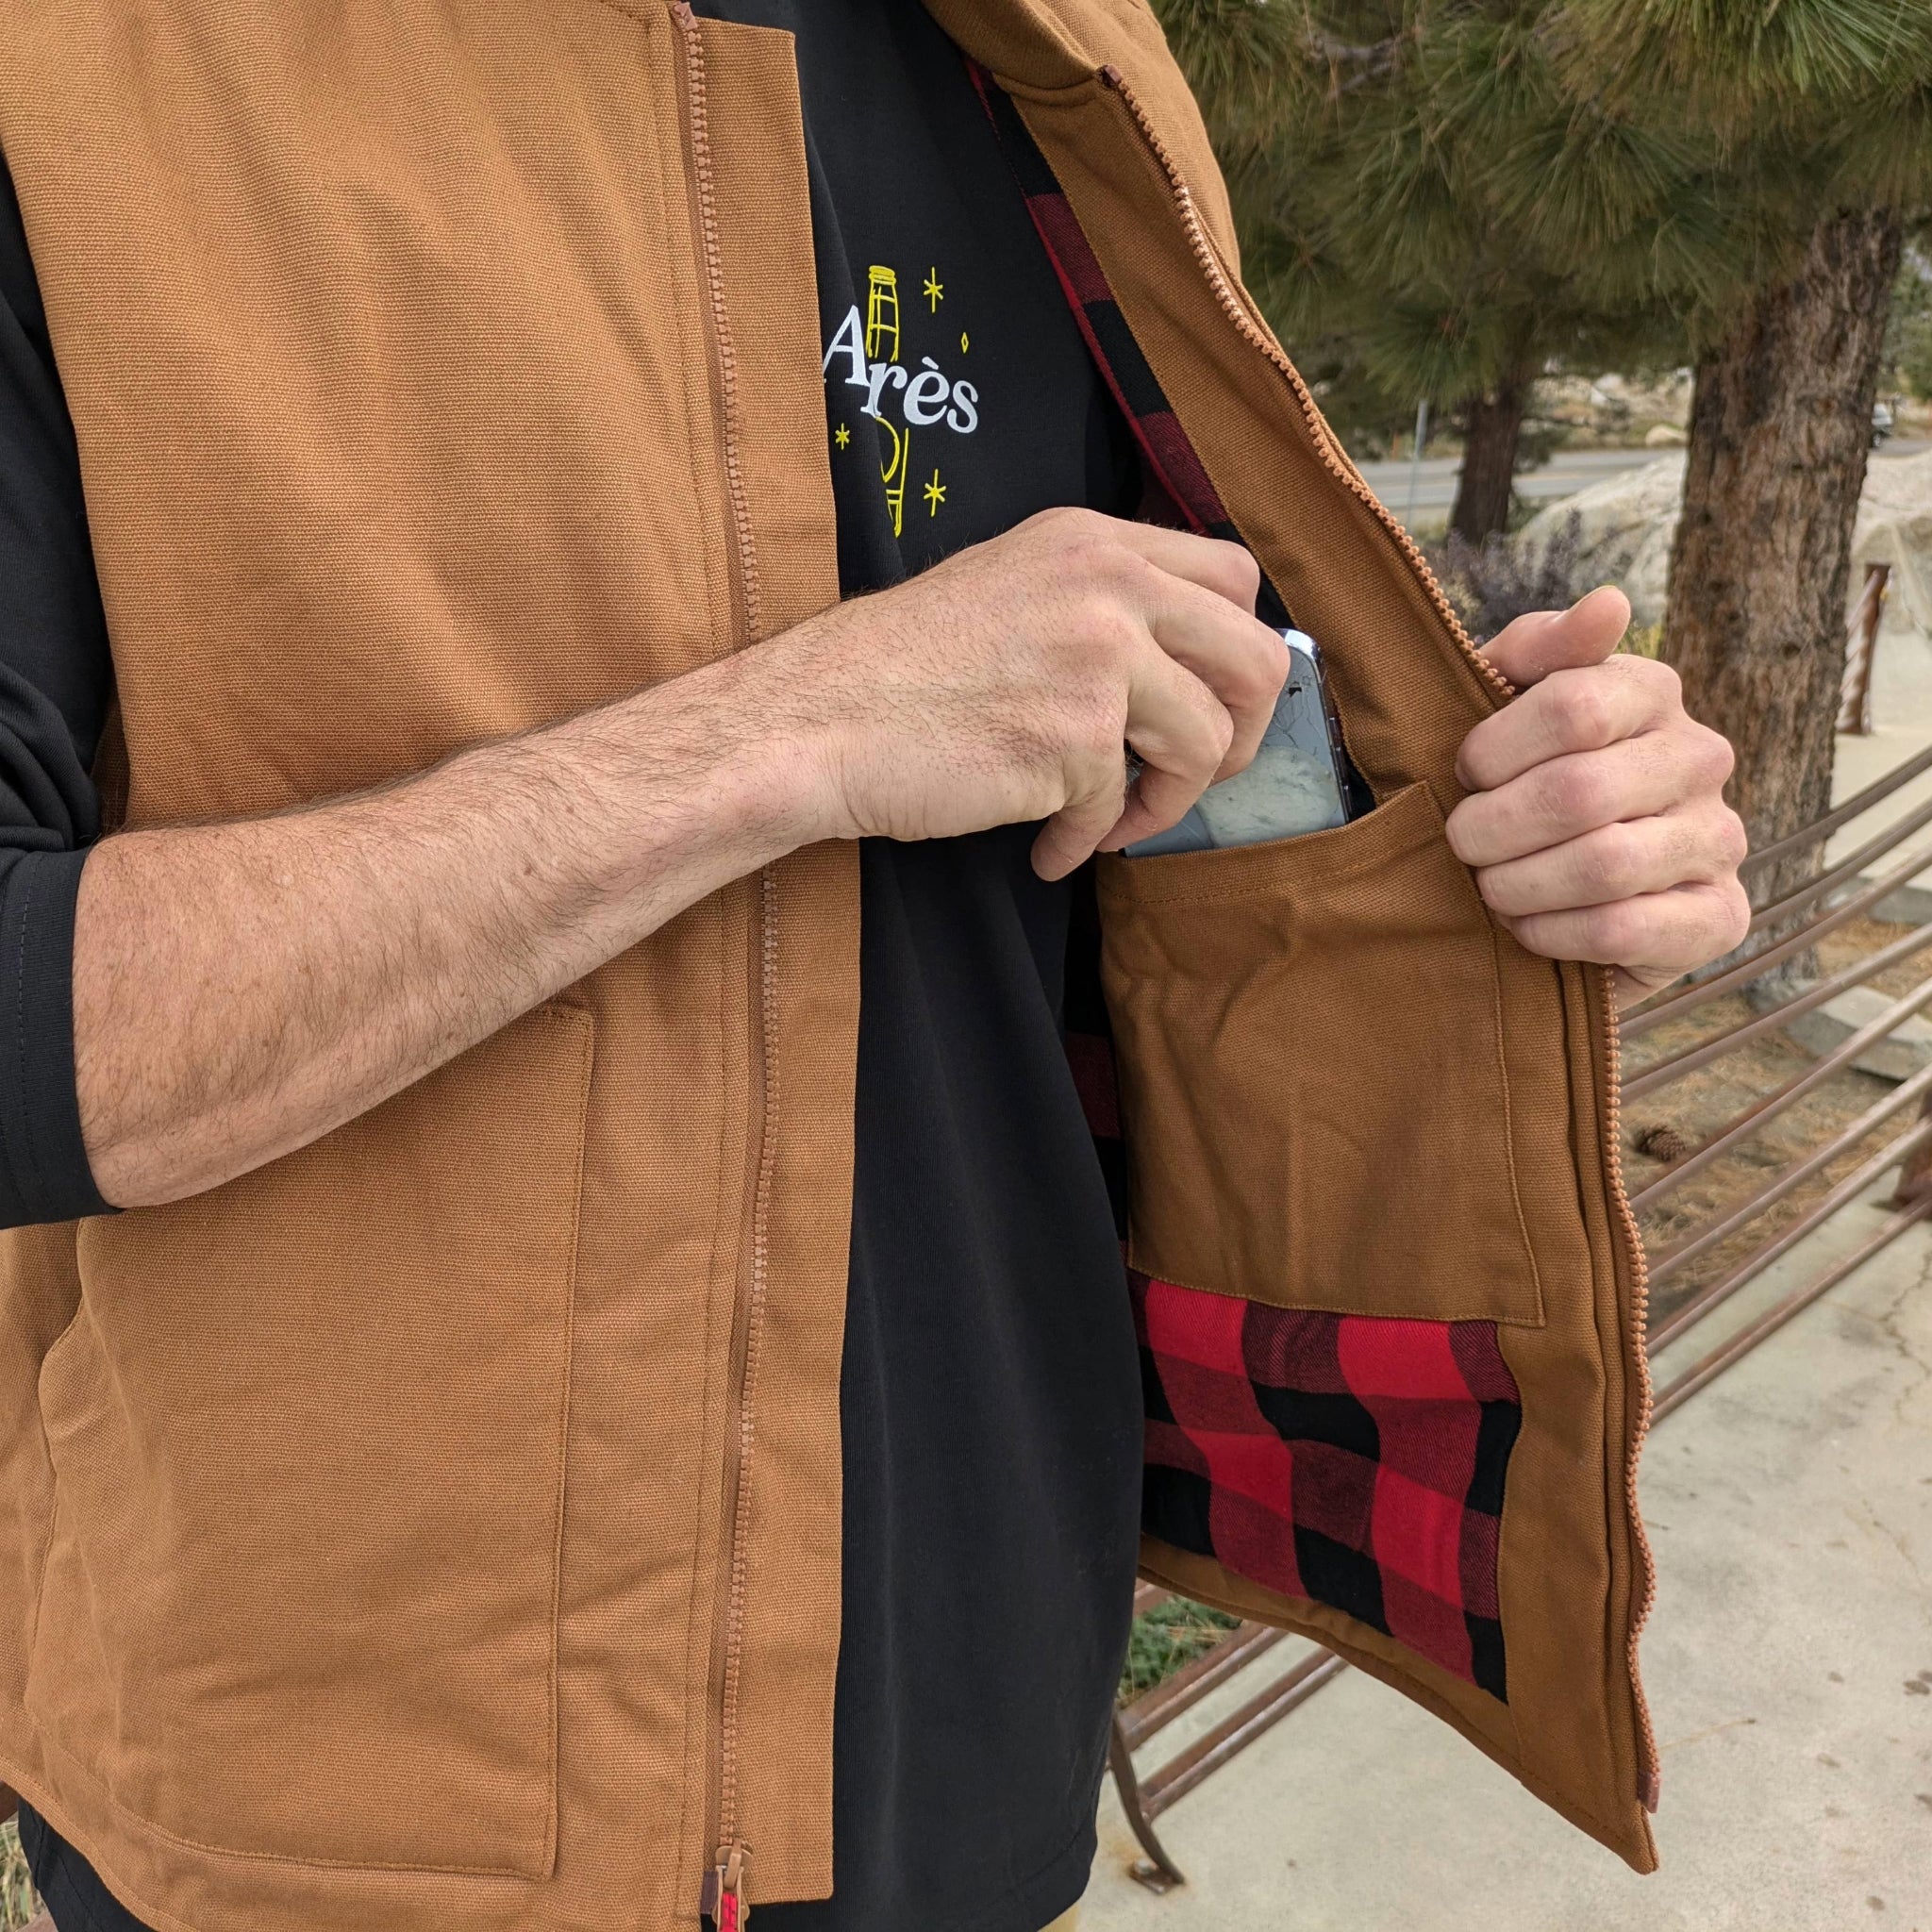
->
xmin=702 ymin=1845 xmax=750 ymax=1930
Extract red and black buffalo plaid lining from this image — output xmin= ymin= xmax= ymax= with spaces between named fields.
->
xmin=967 ymin=63 xmax=1243 ymax=546
xmin=1135 ymin=1272 xmax=1520 ymax=1701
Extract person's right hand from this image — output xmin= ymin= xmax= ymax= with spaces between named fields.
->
xmin=750 ymin=507 xmax=1289 ymax=879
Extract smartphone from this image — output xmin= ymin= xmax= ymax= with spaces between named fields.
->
xmin=1124 ymin=628 xmax=1354 ymax=857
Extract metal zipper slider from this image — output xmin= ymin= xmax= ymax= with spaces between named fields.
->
xmin=702 ymin=1845 xmax=750 ymax=1930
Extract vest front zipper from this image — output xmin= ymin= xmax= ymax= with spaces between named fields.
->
xmin=673 ymin=3 xmax=774 ymax=1920
xmin=1595 ymin=959 xmax=1661 ymax=1811
xmin=1093 ymin=65 xmax=1509 ymax=707
xmin=1095 ymin=58 xmax=1661 ymax=1812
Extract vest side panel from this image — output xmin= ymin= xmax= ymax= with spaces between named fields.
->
xmin=0 ymin=5 xmax=796 ymax=1928
xmin=1 ymin=0 xmax=734 ymax=821
xmin=0 ymin=1224 xmax=86 ymax=1799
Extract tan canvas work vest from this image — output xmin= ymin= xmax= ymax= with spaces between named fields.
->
xmin=0 ymin=1 xmax=1658 ymax=1925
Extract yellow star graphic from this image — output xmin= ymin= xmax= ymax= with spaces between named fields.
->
xmin=924 ymin=269 xmax=943 ymax=310
xmin=924 ymin=468 xmax=945 ymax=516
xmin=834 ymin=422 xmax=851 ymax=449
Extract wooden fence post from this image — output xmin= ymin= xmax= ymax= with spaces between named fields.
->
xmin=1837 ymin=561 xmax=1891 ymax=737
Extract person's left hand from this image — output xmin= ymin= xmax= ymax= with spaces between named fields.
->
xmin=1444 ymin=585 xmax=1750 ymax=1006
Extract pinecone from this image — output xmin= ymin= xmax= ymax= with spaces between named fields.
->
xmin=1634 ymin=1123 xmax=1692 ymax=1163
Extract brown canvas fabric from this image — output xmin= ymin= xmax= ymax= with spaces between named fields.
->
xmin=976 ymin=26 xmax=1656 ymax=1868
xmin=0 ymin=0 xmax=1656 ymax=1924
xmin=1099 ymin=781 xmax=1549 ymax=1328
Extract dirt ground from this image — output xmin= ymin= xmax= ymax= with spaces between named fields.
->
xmin=1622 ymin=915 xmax=1930 ymax=1329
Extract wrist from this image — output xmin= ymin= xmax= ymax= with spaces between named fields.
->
xmin=624 ymin=625 xmax=853 ymax=867
xmin=706 ymin=620 xmax=858 ymax=852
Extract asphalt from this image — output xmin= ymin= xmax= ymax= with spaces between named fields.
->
xmin=1354 ymin=437 xmax=1932 ymax=527
xmin=1356 ymin=446 xmax=1669 ymax=521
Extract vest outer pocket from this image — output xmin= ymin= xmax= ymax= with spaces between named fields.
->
xmin=1098 ymin=782 xmax=1544 ymax=1328
xmin=27 ymin=1000 xmax=595 ymax=1876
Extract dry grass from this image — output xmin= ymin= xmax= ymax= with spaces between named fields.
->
xmin=1816 ymin=914 xmax=1932 ymax=996
xmin=1119 ymin=1599 xmax=1241 ymax=1707
xmin=0 ymin=1817 xmax=36 ymax=1931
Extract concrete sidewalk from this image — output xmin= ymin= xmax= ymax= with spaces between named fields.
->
xmin=1084 ymin=1195 xmax=1932 ymax=1931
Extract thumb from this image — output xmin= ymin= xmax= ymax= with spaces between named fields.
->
xmin=1477 ymin=584 xmax=1631 ymax=688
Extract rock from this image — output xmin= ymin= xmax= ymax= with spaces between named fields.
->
xmin=1781 ymin=982 xmax=1932 ymax=1080
xmin=1643 ymin=422 xmax=1689 ymax=447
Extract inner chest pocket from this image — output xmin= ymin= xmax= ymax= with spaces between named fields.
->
xmin=1097 ymin=780 xmax=1545 ymax=1330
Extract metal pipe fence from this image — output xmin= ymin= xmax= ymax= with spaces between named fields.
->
xmin=1108 ymin=684 xmax=1932 ymax=1891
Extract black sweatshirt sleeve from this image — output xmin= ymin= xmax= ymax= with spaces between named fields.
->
xmin=0 ymin=147 xmax=116 ymax=1225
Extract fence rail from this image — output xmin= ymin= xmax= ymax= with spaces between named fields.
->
xmin=1108 ymin=616 xmax=1932 ymax=1890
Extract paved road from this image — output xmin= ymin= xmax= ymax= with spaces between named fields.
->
xmin=1357 ymin=436 xmax=1931 ymax=521
xmin=1356 ymin=446 xmax=1661 ymax=518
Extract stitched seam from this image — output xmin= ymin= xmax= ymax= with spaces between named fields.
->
xmin=24 ymin=1297 xmax=92 ymax=1707
xmin=676 ymin=907 xmax=738 ymax=1900
xmin=1131 ymin=1544 xmax=1561 ymax=1799
xmin=30 ymin=1727 xmax=547 ymax=1876
xmin=1487 ymin=924 xmax=1547 ymax=1322
xmin=0 ymin=1771 xmax=308 ymax=1932
xmin=26 ymin=1013 xmax=592 ymax=1883
xmin=715 ymin=864 xmax=780 ymax=1855
xmin=674 ymin=0 xmax=764 ymax=645
xmin=541 ymin=1005 xmax=596 ymax=1877
xmin=1102 ymin=787 xmax=1442 ymax=908
xmin=1124 ymin=1252 xmax=1544 ymax=1329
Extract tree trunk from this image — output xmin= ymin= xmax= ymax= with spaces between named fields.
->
xmin=1664 ymin=206 xmax=1904 ymax=954
xmin=1449 ymin=376 xmax=1529 ymax=546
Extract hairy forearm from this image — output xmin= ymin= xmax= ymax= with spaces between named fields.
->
xmin=68 ymin=506 xmax=1317 ymax=1212
xmin=74 ymin=648 xmax=821 ymax=1208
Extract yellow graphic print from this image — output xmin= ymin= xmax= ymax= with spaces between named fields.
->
xmin=824 ymin=259 xmax=978 ymax=539
xmin=865 ymin=264 xmax=902 ymax=360
xmin=867 ymin=265 xmax=909 ymax=538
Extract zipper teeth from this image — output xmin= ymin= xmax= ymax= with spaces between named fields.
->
xmin=675 ymin=0 xmax=763 ymax=646
xmin=674 ymin=0 xmax=772 ymax=1898
xmin=719 ymin=866 xmax=781 ymax=1857
xmin=1597 ymin=969 xmax=1661 ymax=1807
xmin=1096 ymin=64 xmax=1510 ymax=708
xmin=1099 ymin=61 xmax=1659 ymax=1810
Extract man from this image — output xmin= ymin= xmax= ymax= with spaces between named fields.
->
xmin=0 ymin=2 xmax=1744 ymax=1928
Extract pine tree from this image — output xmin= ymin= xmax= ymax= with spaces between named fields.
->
xmin=1160 ymin=0 xmax=1932 ymax=922
xmin=1555 ymin=0 xmax=1932 ymax=910
xmin=1155 ymin=0 xmax=1701 ymax=541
